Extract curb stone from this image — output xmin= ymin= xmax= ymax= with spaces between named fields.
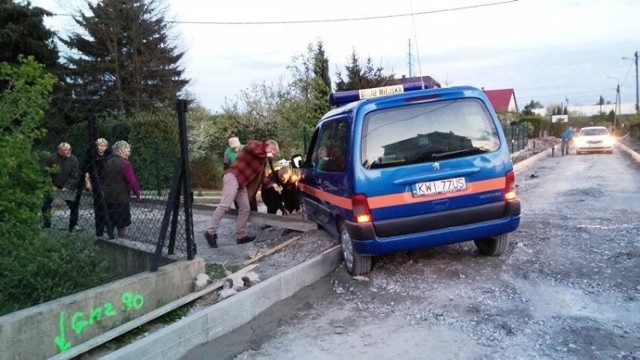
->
xmin=99 ymin=246 xmax=342 ymax=360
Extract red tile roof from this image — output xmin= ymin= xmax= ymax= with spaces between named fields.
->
xmin=484 ymin=88 xmax=518 ymax=113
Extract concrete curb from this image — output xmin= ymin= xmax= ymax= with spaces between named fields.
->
xmin=616 ymin=141 xmax=640 ymax=163
xmin=513 ymin=146 xmax=555 ymax=175
xmin=100 ymin=245 xmax=342 ymax=360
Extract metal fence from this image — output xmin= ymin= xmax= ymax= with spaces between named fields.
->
xmin=39 ymin=98 xmax=195 ymax=268
xmin=504 ymin=123 xmax=529 ymax=153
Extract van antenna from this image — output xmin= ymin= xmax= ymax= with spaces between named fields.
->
xmin=409 ymin=0 xmax=425 ymax=89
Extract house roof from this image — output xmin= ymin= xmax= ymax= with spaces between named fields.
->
xmin=392 ymin=75 xmax=442 ymax=89
xmin=483 ymin=88 xmax=518 ymax=113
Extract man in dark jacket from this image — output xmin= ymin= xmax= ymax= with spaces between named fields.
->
xmin=42 ymin=142 xmax=80 ymax=231
xmin=204 ymin=140 xmax=281 ymax=248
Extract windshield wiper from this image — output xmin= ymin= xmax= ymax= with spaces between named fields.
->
xmin=431 ymin=147 xmax=488 ymax=159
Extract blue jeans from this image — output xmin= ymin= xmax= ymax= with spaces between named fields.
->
xmin=561 ymin=139 xmax=570 ymax=155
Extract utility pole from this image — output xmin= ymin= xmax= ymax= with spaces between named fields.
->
xmin=625 ymin=51 xmax=639 ymax=114
xmin=635 ymin=51 xmax=639 ymax=114
xmin=407 ymin=39 xmax=413 ymax=78
xmin=615 ymin=82 xmax=620 ymax=129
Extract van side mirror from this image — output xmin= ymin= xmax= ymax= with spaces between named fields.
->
xmin=290 ymin=154 xmax=304 ymax=169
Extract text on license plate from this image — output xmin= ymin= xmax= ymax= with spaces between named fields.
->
xmin=411 ymin=177 xmax=467 ymax=197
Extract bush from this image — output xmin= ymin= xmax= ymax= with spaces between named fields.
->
xmin=0 ymin=57 xmax=116 ymax=315
xmin=0 ymin=230 xmax=114 ymax=315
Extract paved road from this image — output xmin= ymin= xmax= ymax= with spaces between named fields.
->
xmin=185 ymin=147 xmax=640 ymax=360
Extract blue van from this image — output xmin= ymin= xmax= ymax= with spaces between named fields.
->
xmin=291 ymin=84 xmax=521 ymax=275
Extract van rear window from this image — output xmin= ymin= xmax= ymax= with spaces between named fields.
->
xmin=361 ymin=99 xmax=500 ymax=169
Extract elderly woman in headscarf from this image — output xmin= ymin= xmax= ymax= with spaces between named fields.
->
xmin=101 ymin=140 xmax=141 ymax=239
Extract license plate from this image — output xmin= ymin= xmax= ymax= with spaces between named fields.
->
xmin=411 ymin=177 xmax=467 ymax=197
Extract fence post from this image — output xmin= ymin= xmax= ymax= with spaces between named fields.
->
xmin=154 ymin=141 xmax=162 ymax=197
xmin=176 ymin=99 xmax=195 ymax=260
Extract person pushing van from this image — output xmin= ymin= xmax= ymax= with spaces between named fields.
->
xmin=204 ymin=139 xmax=282 ymax=248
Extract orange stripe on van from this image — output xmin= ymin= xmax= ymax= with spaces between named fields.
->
xmin=299 ymin=177 xmax=505 ymax=210
xmin=298 ymin=183 xmax=353 ymax=209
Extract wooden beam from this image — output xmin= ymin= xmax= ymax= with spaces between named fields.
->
xmin=192 ymin=204 xmax=316 ymax=232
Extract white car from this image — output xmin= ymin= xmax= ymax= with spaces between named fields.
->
xmin=573 ymin=126 xmax=615 ymax=154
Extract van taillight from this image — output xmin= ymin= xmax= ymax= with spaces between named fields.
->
xmin=505 ymin=171 xmax=517 ymax=200
xmin=352 ymin=194 xmax=372 ymax=223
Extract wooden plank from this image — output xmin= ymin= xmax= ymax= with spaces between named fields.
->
xmin=243 ymin=236 xmax=301 ymax=266
xmin=193 ymin=204 xmax=316 ymax=232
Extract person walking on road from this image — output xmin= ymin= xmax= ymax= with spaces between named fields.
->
xmin=204 ymin=140 xmax=282 ymax=248
xmin=561 ymin=126 xmax=575 ymax=156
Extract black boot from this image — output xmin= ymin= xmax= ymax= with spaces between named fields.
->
xmin=204 ymin=232 xmax=218 ymax=248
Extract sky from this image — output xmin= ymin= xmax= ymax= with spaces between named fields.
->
xmin=31 ymin=0 xmax=640 ymax=113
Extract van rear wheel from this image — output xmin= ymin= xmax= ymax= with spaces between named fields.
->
xmin=474 ymin=233 xmax=509 ymax=256
xmin=339 ymin=221 xmax=372 ymax=275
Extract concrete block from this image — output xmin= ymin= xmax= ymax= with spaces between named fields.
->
xmin=218 ymin=289 xmax=238 ymax=301
xmin=242 ymin=272 xmax=261 ymax=287
xmin=0 ymin=258 xmax=205 ymax=360
xmin=194 ymin=273 xmax=210 ymax=292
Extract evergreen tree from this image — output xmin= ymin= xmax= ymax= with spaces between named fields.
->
xmin=334 ymin=48 xmax=395 ymax=91
xmin=62 ymin=0 xmax=188 ymax=113
xmin=289 ymin=40 xmax=332 ymax=122
xmin=0 ymin=0 xmax=59 ymax=70
xmin=308 ymin=41 xmax=331 ymax=120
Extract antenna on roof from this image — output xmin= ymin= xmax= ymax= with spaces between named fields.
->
xmin=409 ymin=0 xmax=425 ymax=90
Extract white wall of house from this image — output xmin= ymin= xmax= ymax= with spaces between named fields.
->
xmin=530 ymin=103 xmax=637 ymax=117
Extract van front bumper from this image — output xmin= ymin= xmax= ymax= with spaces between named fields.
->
xmin=345 ymin=200 xmax=520 ymax=255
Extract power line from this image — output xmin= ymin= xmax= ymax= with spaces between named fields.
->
xmin=49 ymin=0 xmax=518 ymax=25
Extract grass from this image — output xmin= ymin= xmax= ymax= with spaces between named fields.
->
xmin=206 ymin=262 xmax=242 ymax=280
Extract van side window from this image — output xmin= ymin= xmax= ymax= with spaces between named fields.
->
xmin=312 ymin=119 xmax=348 ymax=172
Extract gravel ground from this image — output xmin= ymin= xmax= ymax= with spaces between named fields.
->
xmin=184 ymin=137 xmax=640 ymax=360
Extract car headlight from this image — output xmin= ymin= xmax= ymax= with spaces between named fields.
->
xmin=574 ymin=137 xmax=586 ymax=147
xmin=603 ymin=136 xmax=615 ymax=146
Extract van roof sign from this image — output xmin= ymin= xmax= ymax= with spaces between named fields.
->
xmin=359 ymin=84 xmax=404 ymax=99
xmin=328 ymin=81 xmax=429 ymax=106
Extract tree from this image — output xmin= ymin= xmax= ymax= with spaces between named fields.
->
xmin=0 ymin=56 xmax=55 ymax=230
xmin=0 ymin=0 xmax=59 ymax=71
xmin=334 ymin=48 xmax=395 ymax=91
xmin=289 ymin=40 xmax=332 ymax=123
xmin=597 ymin=95 xmax=605 ymax=114
xmin=62 ymin=0 xmax=188 ymax=113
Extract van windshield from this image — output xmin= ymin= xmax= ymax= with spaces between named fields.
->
xmin=361 ymin=99 xmax=500 ymax=169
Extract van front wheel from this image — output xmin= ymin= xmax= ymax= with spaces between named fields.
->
xmin=339 ymin=221 xmax=372 ymax=275
xmin=474 ymin=233 xmax=509 ymax=256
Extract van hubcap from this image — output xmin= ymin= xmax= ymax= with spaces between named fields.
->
xmin=341 ymin=227 xmax=354 ymax=271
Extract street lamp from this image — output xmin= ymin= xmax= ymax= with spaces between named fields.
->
xmin=606 ymin=76 xmax=620 ymax=129
xmin=622 ymin=51 xmax=639 ymax=114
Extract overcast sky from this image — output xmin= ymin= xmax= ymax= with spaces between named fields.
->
xmin=33 ymin=0 xmax=640 ymax=113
